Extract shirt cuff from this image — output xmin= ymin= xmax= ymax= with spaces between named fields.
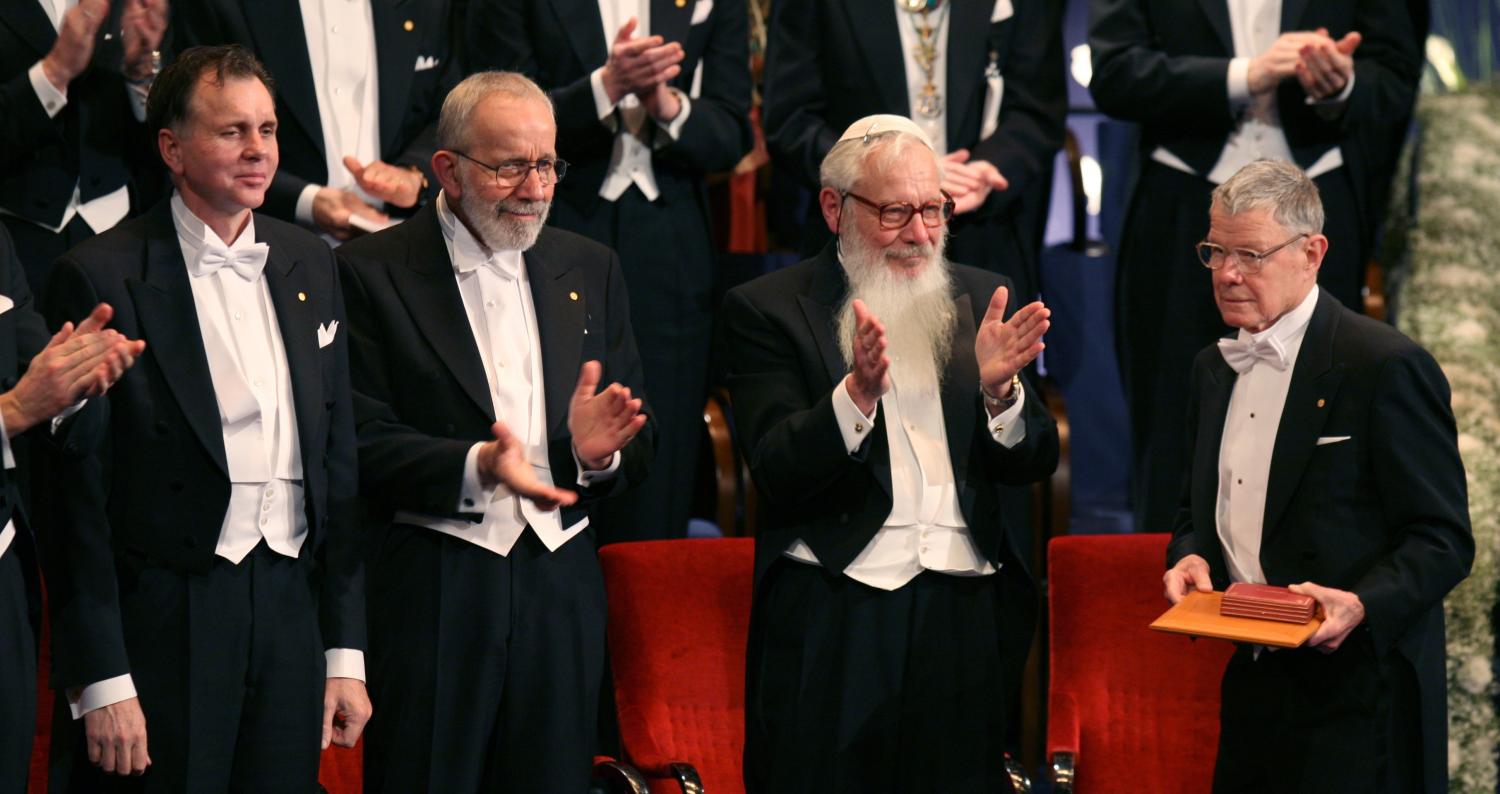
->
xmin=50 ymin=399 xmax=87 ymax=437
xmin=653 ymin=90 xmax=693 ymax=148
xmin=457 ymin=442 xmax=495 ymax=514
xmin=1307 ymin=71 xmax=1357 ymax=105
xmin=325 ymin=648 xmax=366 ymax=681
xmin=125 ymin=81 xmax=149 ymax=122
xmin=70 ymin=674 xmax=138 ymax=719
xmin=985 ymin=380 xmax=1027 ymax=449
xmin=1226 ymin=57 xmax=1251 ymax=107
xmin=575 ymin=447 xmax=622 ymax=487
xmin=832 ymin=378 xmax=878 ymax=454
xmin=295 ymin=183 xmax=323 ymax=227
xmin=28 ymin=61 xmax=67 ymax=118
xmin=589 ymin=67 xmax=620 ymax=129
xmin=0 ymin=407 xmax=12 ymax=469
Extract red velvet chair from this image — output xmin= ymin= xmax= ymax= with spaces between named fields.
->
xmin=1047 ymin=533 xmax=1234 ymax=793
xmin=599 ymin=538 xmax=754 ymax=794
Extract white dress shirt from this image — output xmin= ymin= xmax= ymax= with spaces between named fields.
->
xmin=293 ymin=0 xmax=383 ymax=225
xmin=0 ymin=394 xmax=16 ymax=562
xmin=784 ymin=351 xmax=1028 ymax=591
xmin=71 ymin=194 xmax=364 ymax=719
xmin=0 ymin=0 xmax=143 ymax=235
xmin=1151 ymin=0 xmax=1352 ymax=183
xmin=391 ymin=193 xmax=619 ymax=557
xmin=1215 ymin=285 xmax=1319 ymax=585
xmin=589 ymin=0 xmax=693 ymax=202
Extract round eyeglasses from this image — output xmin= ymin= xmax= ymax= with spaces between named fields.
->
xmin=1196 ymin=233 xmax=1307 ymax=275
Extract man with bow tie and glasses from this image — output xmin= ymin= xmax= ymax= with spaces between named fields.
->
xmin=1162 ymin=160 xmax=1472 ymax=794
xmin=39 ymin=45 xmax=372 ymax=791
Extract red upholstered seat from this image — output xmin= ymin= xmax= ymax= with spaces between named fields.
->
xmin=1047 ymin=533 xmax=1233 ymax=793
xmin=600 ymin=538 xmax=754 ymax=794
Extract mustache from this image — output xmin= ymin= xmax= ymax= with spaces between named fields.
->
xmin=496 ymin=198 xmax=549 ymax=217
xmin=884 ymin=243 xmax=933 ymax=261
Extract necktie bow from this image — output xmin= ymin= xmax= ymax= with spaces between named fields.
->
xmin=192 ymin=243 xmax=270 ymax=281
xmin=454 ymin=250 xmax=518 ymax=280
xmin=1218 ymin=335 xmax=1289 ymax=374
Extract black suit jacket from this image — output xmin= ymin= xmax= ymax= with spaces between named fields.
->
xmin=723 ymin=247 xmax=1059 ymax=686
xmin=40 ymin=200 xmax=364 ymax=692
xmin=465 ymin=0 xmax=752 ymax=225
xmin=173 ymin=0 xmax=458 ymax=220
xmin=1088 ymin=0 xmax=1422 ymax=238
xmin=0 ymin=0 xmax=156 ymax=229
xmin=1168 ymin=290 xmax=1473 ymax=794
xmin=335 ymin=203 xmax=655 ymax=528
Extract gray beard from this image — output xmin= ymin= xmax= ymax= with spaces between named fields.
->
xmin=835 ymin=230 xmax=956 ymax=397
xmin=457 ymin=178 xmax=550 ymax=252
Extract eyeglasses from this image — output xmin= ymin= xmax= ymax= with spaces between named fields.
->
xmin=1196 ymin=233 xmax=1307 ymax=275
xmin=450 ymin=150 xmax=569 ymax=187
xmin=843 ymin=190 xmax=955 ymax=230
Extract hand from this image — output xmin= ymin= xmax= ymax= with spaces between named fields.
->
xmin=1247 ymin=31 xmax=1332 ymax=96
xmin=476 ymin=421 xmax=579 ymax=509
xmin=568 ymin=361 xmax=647 ymax=470
xmin=83 ymin=697 xmax=150 ymax=775
xmin=0 ymin=303 xmax=146 ymax=436
xmin=1163 ymin=554 xmax=1213 ymax=604
xmin=941 ymin=150 xmax=1008 ymax=215
xmin=343 ymin=157 xmax=423 ymax=209
xmin=41 ymin=0 xmax=110 ymax=91
xmin=322 ymin=678 xmax=372 ymax=749
xmin=640 ymin=82 xmax=683 ymax=124
xmin=1289 ymin=581 xmax=1366 ymax=653
xmin=120 ymin=0 xmax=168 ymax=82
xmin=844 ymin=299 xmax=890 ymax=415
xmin=311 ymin=187 xmax=389 ymax=241
xmin=975 ymin=285 xmax=1048 ymax=398
xmin=599 ymin=18 xmax=684 ymax=104
xmin=1296 ymin=28 xmax=1360 ymax=101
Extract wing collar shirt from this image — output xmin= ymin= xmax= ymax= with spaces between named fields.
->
xmin=590 ymin=0 xmax=694 ymax=201
xmin=1151 ymin=0 xmax=1352 ymax=183
xmin=391 ymin=192 xmax=619 ymax=557
xmin=293 ymin=0 xmax=384 ymax=226
xmin=1215 ymin=284 xmax=1319 ymax=585
xmin=69 ymin=193 xmax=365 ymax=720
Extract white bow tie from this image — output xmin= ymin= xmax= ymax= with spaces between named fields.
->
xmin=454 ymin=250 xmax=517 ymax=280
xmin=1218 ymin=335 xmax=1289 ymax=374
xmin=191 ymin=243 xmax=270 ymax=281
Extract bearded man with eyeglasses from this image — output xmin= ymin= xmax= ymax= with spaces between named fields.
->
xmin=724 ymin=115 xmax=1059 ymax=793
xmin=335 ymin=71 xmax=656 ymax=791
xmin=1163 ymin=160 xmax=1471 ymax=794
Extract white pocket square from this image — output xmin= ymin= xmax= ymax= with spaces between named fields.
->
xmin=318 ymin=320 xmax=339 ymax=349
xmin=0 ymin=295 xmax=13 ymax=316
xmin=691 ymin=0 xmax=713 ymax=24
xmin=991 ymin=0 xmax=1014 ymax=22
xmin=414 ymin=55 xmax=439 ymax=72
xmin=1316 ymin=435 xmax=1351 ymax=446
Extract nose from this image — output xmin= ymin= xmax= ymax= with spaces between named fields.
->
xmin=901 ymin=212 xmax=932 ymax=246
xmin=244 ymin=130 xmax=268 ymax=160
xmin=1214 ymin=260 xmax=1244 ymax=288
xmin=512 ymin=165 xmax=547 ymax=200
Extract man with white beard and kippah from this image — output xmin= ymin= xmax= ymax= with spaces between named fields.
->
xmin=723 ymin=113 xmax=1060 ymax=793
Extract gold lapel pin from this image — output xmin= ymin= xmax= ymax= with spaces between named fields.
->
xmin=569 ymin=291 xmax=579 ymax=301
xmin=1316 ymin=398 xmax=1325 ymax=408
xmin=404 ymin=19 xmax=414 ymax=31
xmin=676 ymin=0 xmax=686 ymax=6
xmin=298 ymin=292 xmax=307 ymax=302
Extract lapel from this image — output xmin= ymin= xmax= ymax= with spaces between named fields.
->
xmin=125 ymin=204 xmax=229 ymax=475
xmin=259 ymin=225 xmax=323 ymax=475
xmin=1195 ymin=0 xmax=1234 ymax=54
xmin=388 ymin=205 xmax=495 ymax=420
xmin=651 ymin=0 xmax=692 ymax=48
xmin=244 ymin=0 xmax=323 ymax=160
xmin=523 ymin=232 xmax=587 ymax=440
xmin=945 ymin=0 xmax=994 ymax=147
xmin=1261 ymin=291 xmax=1345 ymax=544
xmin=939 ymin=290 xmax=978 ymax=485
xmin=0 ymin=0 xmax=57 ymax=58
xmin=844 ymin=0 xmax=909 ymax=113
xmin=1280 ymin=0 xmax=1312 ymax=35
xmin=795 ymin=247 xmax=894 ymax=499
xmin=371 ymin=0 xmax=419 ymax=153
xmin=1194 ymin=346 xmax=1236 ymax=537
xmin=550 ymin=0 xmax=607 ymax=74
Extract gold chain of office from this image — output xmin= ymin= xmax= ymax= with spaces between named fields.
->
xmin=900 ymin=0 xmax=946 ymax=118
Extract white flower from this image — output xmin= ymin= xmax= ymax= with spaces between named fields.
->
xmin=1459 ymin=654 xmax=1495 ymax=694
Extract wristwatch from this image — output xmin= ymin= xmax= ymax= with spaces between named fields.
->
xmin=980 ymin=373 xmax=1022 ymax=411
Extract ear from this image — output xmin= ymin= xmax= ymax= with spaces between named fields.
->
xmin=818 ymin=187 xmax=844 ymax=235
xmin=158 ymin=128 xmax=183 ymax=176
xmin=432 ymin=150 xmax=462 ymax=199
xmin=1304 ymin=233 xmax=1329 ymax=275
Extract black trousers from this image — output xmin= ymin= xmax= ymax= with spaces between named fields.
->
xmin=1116 ymin=162 xmax=1362 ymax=535
xmin=745 ymin=561 xmax=1011 ymax=794
xmin=52 ymin=543 xmax=325 ymax=793
xmin=363 ymin=526 xmax=607 ymax=793
xmin=0 ymin=549 xmax=36 ymax=794
xmin=550 ymin=187 xmax=713 ymax=542
xmin=1214 ymin=637 xmax=1421 ymax=793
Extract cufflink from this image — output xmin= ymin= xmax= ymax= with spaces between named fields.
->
xmin=854 ymin=422 xmax=864 ymax=433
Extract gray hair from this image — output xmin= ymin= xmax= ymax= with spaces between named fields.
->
xmin=1210 ymin=159 xmax=1325 ymax=235
xmin=436 ymin=71 xmax=553 ymax=152
xmin=819 ymin=131 xmax=939 ymax=193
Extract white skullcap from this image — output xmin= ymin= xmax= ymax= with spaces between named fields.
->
xmin=835 ymin=114 xmax=935 ymax=150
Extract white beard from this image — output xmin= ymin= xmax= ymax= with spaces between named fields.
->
xmin=456 ymin=172 xmax=550 ymax=252
xmin=835 ymin=230 xmax=956 ymax=397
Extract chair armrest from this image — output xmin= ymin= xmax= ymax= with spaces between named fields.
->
xmin=1047 ymin=691 xmax=1079 ymax=793
xmin=592 ymin=756 xmax=651 ymax=794
xmin=668 ymin=761 xmax=703 ymax=794
xmin=1004 ymin=752 xmax=1033 ymax=793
